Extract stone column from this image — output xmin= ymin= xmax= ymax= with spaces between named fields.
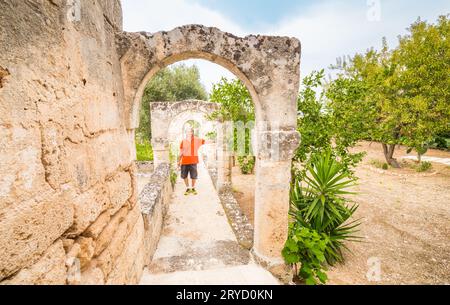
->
xmin=216 ymin=143 xmax=232 ymax=192
xmin=215 ymin=122 xmax=233 ymax=192
xmin=202 ymin=142 xmax=217 ymax=170
xmin=152 ymin=139 xmax=170 ymax=167
xmin=251 ymin=127 xmax=300 ymax=283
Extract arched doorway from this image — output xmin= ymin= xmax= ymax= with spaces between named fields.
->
xmin=118 ymin=25 xmax=301 ymax=280
xmin=149 ymin=100 xmax=218 ymax=166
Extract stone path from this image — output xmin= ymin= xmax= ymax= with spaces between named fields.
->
xmin=139 ymin=161 xmax=279 ymax=285
xmin=402 ymin=156 xmax=450 ymax=166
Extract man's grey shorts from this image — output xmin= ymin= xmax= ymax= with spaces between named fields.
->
xmin=181 ymin=164 xmax=198 ymax=179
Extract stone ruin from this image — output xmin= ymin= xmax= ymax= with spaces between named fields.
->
xmin=0 ymin=0 xmax=301 ymax=284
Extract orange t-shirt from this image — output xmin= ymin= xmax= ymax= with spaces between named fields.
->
xmin=180 ymin=136 xmax=205 ymax=165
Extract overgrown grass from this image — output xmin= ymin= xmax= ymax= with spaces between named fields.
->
xmin=136 ymin=140 xmax=154 ymax=162
xmin=370 ymin=159 xmax=389 ymax=170
xmin=415 ymin=161 xmax=432 ymax=173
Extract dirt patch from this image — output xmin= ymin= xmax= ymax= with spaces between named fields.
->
xmin=231 ymin=166 xmax=255 ymax=226
xmin=231 ymin=142 xmax=450 ymax=284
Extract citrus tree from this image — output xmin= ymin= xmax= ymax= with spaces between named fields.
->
xmin=328 ymin=15 xmax=450 ymax=167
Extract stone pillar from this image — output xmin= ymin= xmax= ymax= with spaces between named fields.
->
xmin=152 ymin=140 xmax=170 ymax=168
xmin=216 ymin=144 xmax=232 ymax=192
xmin=202 ymin=142 xmax=217 ymax=169
xmin=215 ymin=122 xmax=233 ymax=192
xmin=251 ymin=128 xmax=300 ymax=283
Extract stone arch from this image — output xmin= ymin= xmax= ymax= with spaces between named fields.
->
xmin=150 ymin=100 xmax=218 ymax=166
xmin=117 ymin=25 xmax=301 ymax=280
xmin=168 ymin=112 xmax=213 ymax=152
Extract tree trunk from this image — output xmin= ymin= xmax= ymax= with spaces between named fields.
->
xmin=382 ymin=143 xmax=400 ymax=168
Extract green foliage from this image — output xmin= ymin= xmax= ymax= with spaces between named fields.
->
xmin=432 ymin=135 xmax=449 ymax=150
xmin=329 ymin=15 xmax=450 ymax=166
xmin=294 ymin=70 xmax=365 ymax=177
xmin=135 ymin=139 xmax=154 ymax=161
xmin=415 ymin=161 xmax=432 ymax=173
xmin=137 ymin=64 xmax=208 ymax=141
xmin=285 ymin=151 xmax=361 ymax=284
xmin=209 ymin=78 xmax=255 ymax=174
xmin=205 ymin=131 xmax=217 ymax=141
xmin=169 ymin=147 xmax=178 ymax=187
xmin=208 ymin=78 xmax=254 ymax=123
xmin=170 ymin=171 xmax=178 ymax=187
xmin=237 ymin=156 xmax=255 ymax=175
xmin=282 ymin=225 xmax=330 ymax=285
xmin=370 ymin=160 xmax=389 ymax=170
xmin=391 ymin=15 xmax=450 ymax=151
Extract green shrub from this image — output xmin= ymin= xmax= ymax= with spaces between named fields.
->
xmin=382 ymin=163 xmax=389 ymax=170
xmin=169 ymin=148 xmax=178 ymax=187
xmin=136 ymin=140 xmax=154 ymax=161
xmin=237 ymin=156 xmax=255 ymax=175
xmin=284 ymin=151 xmax=362 ymax=284
xmin=416 ymin=161 xmax=432 ymax=172
xmin=282 ymin=225 xmax=329 ymax=285
xmin=170 ymin=171 xmax=178 ymax=187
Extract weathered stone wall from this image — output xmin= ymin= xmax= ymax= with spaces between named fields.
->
xmin=139 ymin=164 xmax=172 ymax=268
xmin=0 ymin=1 xmax=302 ymax=283
xmin=0 ymin=0 xmax=146 ymax=284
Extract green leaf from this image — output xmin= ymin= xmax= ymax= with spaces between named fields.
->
xmin=317 ymin=270 xmax=328 ymax=284
xmin=305 ymin=277 xmax=317 ymax=286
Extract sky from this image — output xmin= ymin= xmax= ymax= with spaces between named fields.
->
xmin=122 ymin=0 xmax=450 ymax=93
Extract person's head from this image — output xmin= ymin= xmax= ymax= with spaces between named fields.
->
xmin=186 ymin=127 xmax=194 ymax=138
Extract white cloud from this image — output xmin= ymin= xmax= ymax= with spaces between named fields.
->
xmin=122 ymin=0 xmax=241 ymax=93
xmin=121 ymin=0 xmax=450 ymax=91
xmin=122 ymin=0 xmax=247 ymax=35
xmin=265 ymin=1 xmax=449 ymax=78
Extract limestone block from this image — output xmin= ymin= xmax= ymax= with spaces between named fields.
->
xmin=83 ymin=211 xmax=111 ymax=239
xmin=40 ymin=120 xmax=70 ymax=190
xmin=106 ymin=215 xmax=145 ymax=285
xmin=95 ymin=203 xmax=141 ymax=278
xmin=79 ymin=266 xmax=105 ymax=285
xmin=66 ymin=184 xmax=110 ymax=237
xmin=99 ymin=0 xmax=123 ymax=31
xmin=107 ymin=171 xmax=132 ymax=215
xmin=83 ymin=97 xmax=121 ymax=134
xmin=63 ymin=141 xmax=94 ymax=192
xmin=0 ymin=123 xmax=47 ymax=211
xmin=65 ymin=243 xmax=81 ymax=285
xmin=0 ymin=191 xmax=74 ymax=280
xmin=62 ymin=238 xmax=75 ymax=252
xmin=93 ymin=207 xmax=128 ymax=257
xmin=2 ymin=240 xmax=67 ymax=285
xmin=88 ymin=132 xmax=133 ymax=181
xmin=74 ymin=237 xmax=95 ymax=270
xmin=95 ymin=220 xmax=128 ymax=277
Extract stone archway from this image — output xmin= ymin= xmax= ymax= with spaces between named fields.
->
xmin=117 ymin=25 xmax=301 ymax=280
xmin=150 ymin=100 xmax=218 ymax=167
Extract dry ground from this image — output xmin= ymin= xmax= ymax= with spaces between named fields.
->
xmin=231 ymin=141 xmax=450 ymax=285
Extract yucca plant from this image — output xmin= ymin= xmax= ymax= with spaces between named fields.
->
xmin=289 ymin=150 xmax=362 ymax=265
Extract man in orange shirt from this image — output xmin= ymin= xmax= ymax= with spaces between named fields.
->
xmin=179 ymin=128 xmax=205 ymax=196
